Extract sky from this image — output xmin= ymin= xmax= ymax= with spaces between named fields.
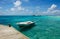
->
xmin=0 ymin=0 xmax=60 ymax=15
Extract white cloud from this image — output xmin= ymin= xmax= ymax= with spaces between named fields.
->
xmin=48 ymin=4 xmax=57 ymax=11
xmin=43 ymin=4 xmax=60 ymax=15
xmin=42 ymin=4 xmax=60 ymax=15
xmin=9 ymin=0 xmax=34 ymax=15
xmin=14 ymin=0 xmax=22 ymax=7
xmin=10 ymin=0 xmax=24 ymax=11
xmin=46 ymin=4 xmax=57 ymax=13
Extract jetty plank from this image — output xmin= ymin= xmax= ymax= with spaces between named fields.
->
xmin=0 ymin=25 xmax=29 ymax=39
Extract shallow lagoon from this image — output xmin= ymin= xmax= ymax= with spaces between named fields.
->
xmin=0 ymin=16 xmax=60 ymax=39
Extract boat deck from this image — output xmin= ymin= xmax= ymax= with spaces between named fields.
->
xmin=0 ymin=25 xmax=29 ymax=39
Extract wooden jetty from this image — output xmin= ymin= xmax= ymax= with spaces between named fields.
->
xmin=0 ymin=25 xmax=29 ymax=39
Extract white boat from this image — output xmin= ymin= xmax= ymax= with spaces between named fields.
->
xmin=17 ymin=21 xmax=35 ymax=28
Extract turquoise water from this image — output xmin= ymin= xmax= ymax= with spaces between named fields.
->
xmin=0 ymin=16 xmax=60 ymax=39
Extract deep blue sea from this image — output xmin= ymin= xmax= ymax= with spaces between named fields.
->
xmin=0 ymin=16 xmax=60 ymax=39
